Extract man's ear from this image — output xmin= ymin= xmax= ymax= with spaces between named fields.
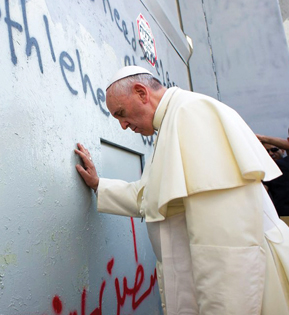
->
xmin=133 ymin=83 xmax=149 ymax=103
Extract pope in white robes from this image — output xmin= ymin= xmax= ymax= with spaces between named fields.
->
xmin=75 ymin=66 xmax=289 ymax=315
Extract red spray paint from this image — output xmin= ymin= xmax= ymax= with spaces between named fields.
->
xmin=47 ymin=218 xmax=157 ymax=315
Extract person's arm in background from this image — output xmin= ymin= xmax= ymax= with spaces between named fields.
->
xmin=256 ymin=134 xmax=289 ymax=155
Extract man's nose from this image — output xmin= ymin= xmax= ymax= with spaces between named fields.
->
xmin=120 ymin=121 xmax=129 ymax=130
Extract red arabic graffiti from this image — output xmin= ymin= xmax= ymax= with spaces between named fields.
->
xmin=52 ymin=296 xmax=63 ymax=314
xmin=115 ymin=264 xmax=157 ymax=314
xmin=48 ymin=218 xmax=157 ymax=315
xmin=131 ymin=217 xmax=139 ymax=263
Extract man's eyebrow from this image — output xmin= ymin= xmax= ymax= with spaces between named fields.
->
xmin=113 ymin=109 xmax=123 ymax=117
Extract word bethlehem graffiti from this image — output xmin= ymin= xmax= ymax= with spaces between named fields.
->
xmin=48 ymin=218 xmax=157 ymax=315
xmin=1 ymin=0 xmax=176 ymax=145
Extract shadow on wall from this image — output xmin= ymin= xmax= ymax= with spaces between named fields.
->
xmin=279 ymin=0 xmax=289 ymax=21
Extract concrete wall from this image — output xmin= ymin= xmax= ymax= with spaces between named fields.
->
xmin=180 ymin=0 xmax=289 ymax=138
xmin=279 ymin=0 xmax=289 ymax=48
xmin=0 ymin=0 xmax=189 ymax=314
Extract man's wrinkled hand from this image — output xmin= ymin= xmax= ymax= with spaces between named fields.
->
xmin=74 ymin=143 xmax=99 ymax=191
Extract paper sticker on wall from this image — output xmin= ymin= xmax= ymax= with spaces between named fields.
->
xmin=136 ymin=14 xmax=157 ymax=67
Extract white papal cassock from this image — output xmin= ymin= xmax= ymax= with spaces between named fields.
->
xmin=97 ymin=87 xmax=289 ymax=315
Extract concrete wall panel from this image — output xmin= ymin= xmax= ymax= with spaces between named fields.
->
xmin=180 ymin=0 xmax=289 ymax=137
xmin=0 ymin=0 xmax=189 ymax=313
xmin=179 ymin=0 xmax=220 ymax=99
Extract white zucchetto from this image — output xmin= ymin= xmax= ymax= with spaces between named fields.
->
xmin=106 ymin=65 xmax=154 ymax=90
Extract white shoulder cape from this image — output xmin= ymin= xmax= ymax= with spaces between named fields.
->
xmin=139 ymin=87 xmax=281 ymax=222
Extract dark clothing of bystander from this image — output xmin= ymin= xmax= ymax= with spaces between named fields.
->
xmin=264 ymin=155 xmax=289 ymax=216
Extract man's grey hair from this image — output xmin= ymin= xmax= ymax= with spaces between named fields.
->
xmin=111 ymin=74 xmax=163 ymax=95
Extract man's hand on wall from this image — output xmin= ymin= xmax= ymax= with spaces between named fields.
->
xmin=74 ymin=143 xmax=99 ymax=192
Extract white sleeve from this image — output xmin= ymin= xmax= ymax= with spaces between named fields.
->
xmin=97 ymin=178 xmax=142 ymax=218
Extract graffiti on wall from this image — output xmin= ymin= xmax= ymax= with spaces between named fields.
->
xmin=102 ymin=0 xmax=176 ymax=87
xmin=41 ymin=218 xmax=157 ymax=314
xmin=1 ymin=0 xmax=177 ymax=145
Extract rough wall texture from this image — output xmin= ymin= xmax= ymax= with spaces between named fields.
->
xmin=180 ymin=0 xmax=289 ymax=137
xmin=0 ymin=0 xmax=189 ymax=314
xmin=279 ymin=0 xmax=289 ymax=48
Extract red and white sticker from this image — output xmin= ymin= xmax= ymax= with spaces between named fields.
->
xmin=136 ymin=14 xmax=157 ymax=67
